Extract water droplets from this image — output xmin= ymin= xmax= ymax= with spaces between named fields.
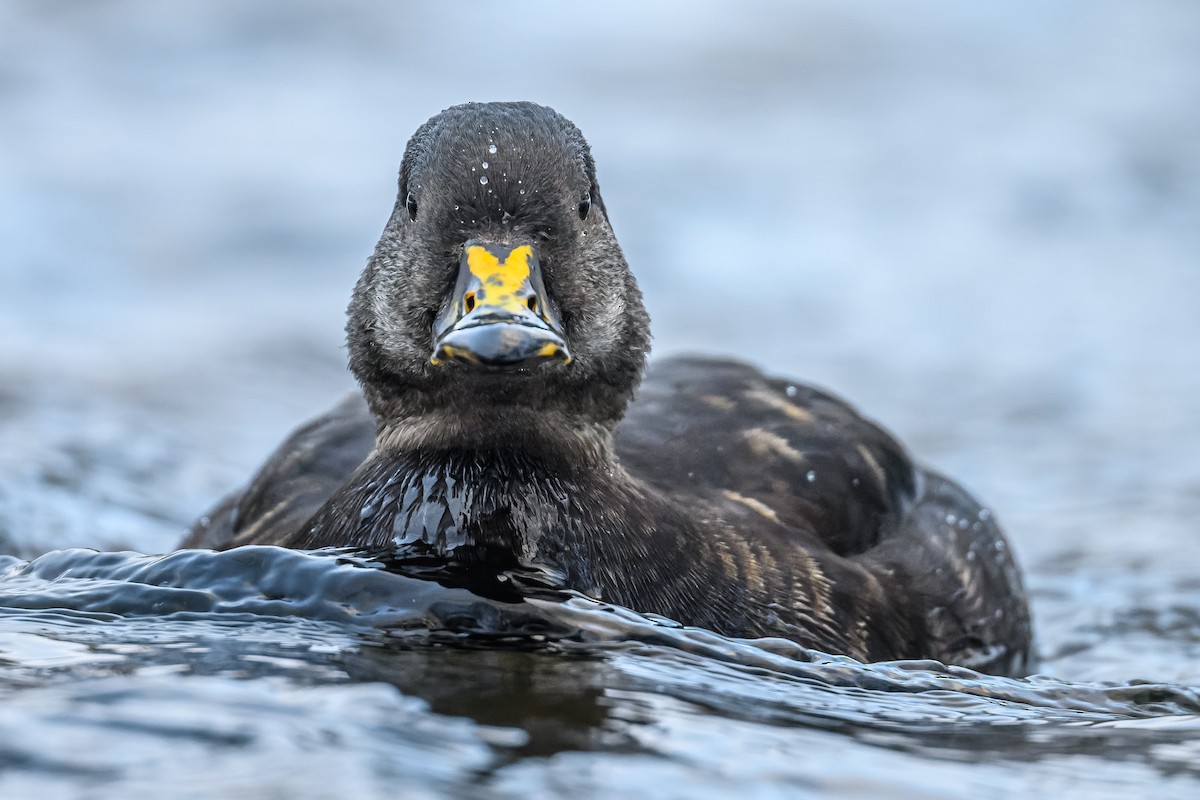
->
xmin=481 ymin=161 xmax=489 ymax=169
xmin=479 ymin=175 xmax=489 ymax=185
xmin=806 ymin=470 xmax=817 ymax=483
xmin=785 ymin=385 xmax=798 ymax=398
xmin=945 ymin=513 xmax=957 ymax=526
xmin=488 ymin=143 xmax=497 ymax=154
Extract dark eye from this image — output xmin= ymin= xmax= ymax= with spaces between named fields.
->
xmin=577 ymin=192 xmax=591 ymax=221
xmin=405 ymin=192 xmax=418 ymax=221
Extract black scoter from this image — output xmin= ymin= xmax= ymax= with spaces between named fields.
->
xmin=184 ymin=101 xmax=1033 ymax=676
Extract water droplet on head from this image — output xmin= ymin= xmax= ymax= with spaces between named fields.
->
xmin=519 ymin=188 xmax=525 ymax=195
xmin=488 ymin=143 xmax=497 ymax=154
xmin=946 ymin=513 xmax=957 ymax=526
xmin=957 ymin=518 xmax=969 ymax=530
xmin=979 ymin=509 xmax=992 ymax=521
xmin=785 ymin=385 xmax=798 ymax=397
xmin=482 ymin=161 xmax=489 ymax=169
xmin=479 ymin=175 xmax=488 ymax=185
xmin=806 ymin=470 xmax=816 ymax=482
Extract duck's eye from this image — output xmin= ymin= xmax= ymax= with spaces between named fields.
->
xmin=405 ymin=192 xmax=418 ymax=221
xmin=578 ymin=192 xmax=591 ymax=221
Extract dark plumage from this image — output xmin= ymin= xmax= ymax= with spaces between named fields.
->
xmin=184 ymin=101 xmax=1033 ymax=675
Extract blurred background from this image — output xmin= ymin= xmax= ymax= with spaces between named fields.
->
xmin=1 ymin=0 xmax=1198 ymax=681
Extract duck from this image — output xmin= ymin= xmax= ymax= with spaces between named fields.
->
xmin=183 ymin=101 xmax=1033 ymax=676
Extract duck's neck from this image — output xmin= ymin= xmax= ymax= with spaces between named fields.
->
xmin=287 ymin=442 xmax=637 ymax=594
xmin=289 ymin=431 xmax=776 ymax=638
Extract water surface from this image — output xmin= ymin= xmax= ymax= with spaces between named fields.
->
xmin=2 ymin=2 xmax=1198 ymax=797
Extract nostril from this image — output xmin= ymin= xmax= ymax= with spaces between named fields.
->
xmin=464 ymin=293 xmax=476 ymax=314
xmin=527 ymin=296 xmax=538 ymax=313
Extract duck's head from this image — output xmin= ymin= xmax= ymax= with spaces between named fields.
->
xmin=347 ymin=102 xmax=650 ymax=462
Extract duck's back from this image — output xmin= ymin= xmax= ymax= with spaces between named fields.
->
xmin=182 ymin=355 xmax=1032 ymax=674
xmin=616 ymin=356 xmax=919 ymax=558
xmin=617 ymin=356 xmax=1032 ymax=674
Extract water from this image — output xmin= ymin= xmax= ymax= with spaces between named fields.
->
xmin=2 ymin=1 xmax=1199 ymax=797
xmin=3 ymin=548 xmax=1200 ymax=798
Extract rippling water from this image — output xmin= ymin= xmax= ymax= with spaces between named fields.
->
xmin=2 ymin=1 xmax=1199 ymax=798
xmin=2 ymin=548 xmax=1200 ymax=798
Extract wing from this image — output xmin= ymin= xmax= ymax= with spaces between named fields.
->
xmin=862 ymin=473 xmax=1034 ymax=674
xmin=615 ymin=355 xmax=919 ymax=557
xmin=180 ymin=393 xmax=375 ymax=549
xmin=615 ymin=355 xmax=1033 ymax=673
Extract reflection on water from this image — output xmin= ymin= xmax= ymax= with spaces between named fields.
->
xmin=2 ymin=0 xmax=1199 ymax=797
xmin=2 ymin=548 xmax=1200 ymax=797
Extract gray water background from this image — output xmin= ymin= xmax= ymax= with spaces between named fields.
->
xmin=1 ymin=1 xmax=1199 ymax=797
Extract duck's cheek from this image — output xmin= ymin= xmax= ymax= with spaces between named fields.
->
xmin=561 ymin=300 xmax=640 ymax=367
